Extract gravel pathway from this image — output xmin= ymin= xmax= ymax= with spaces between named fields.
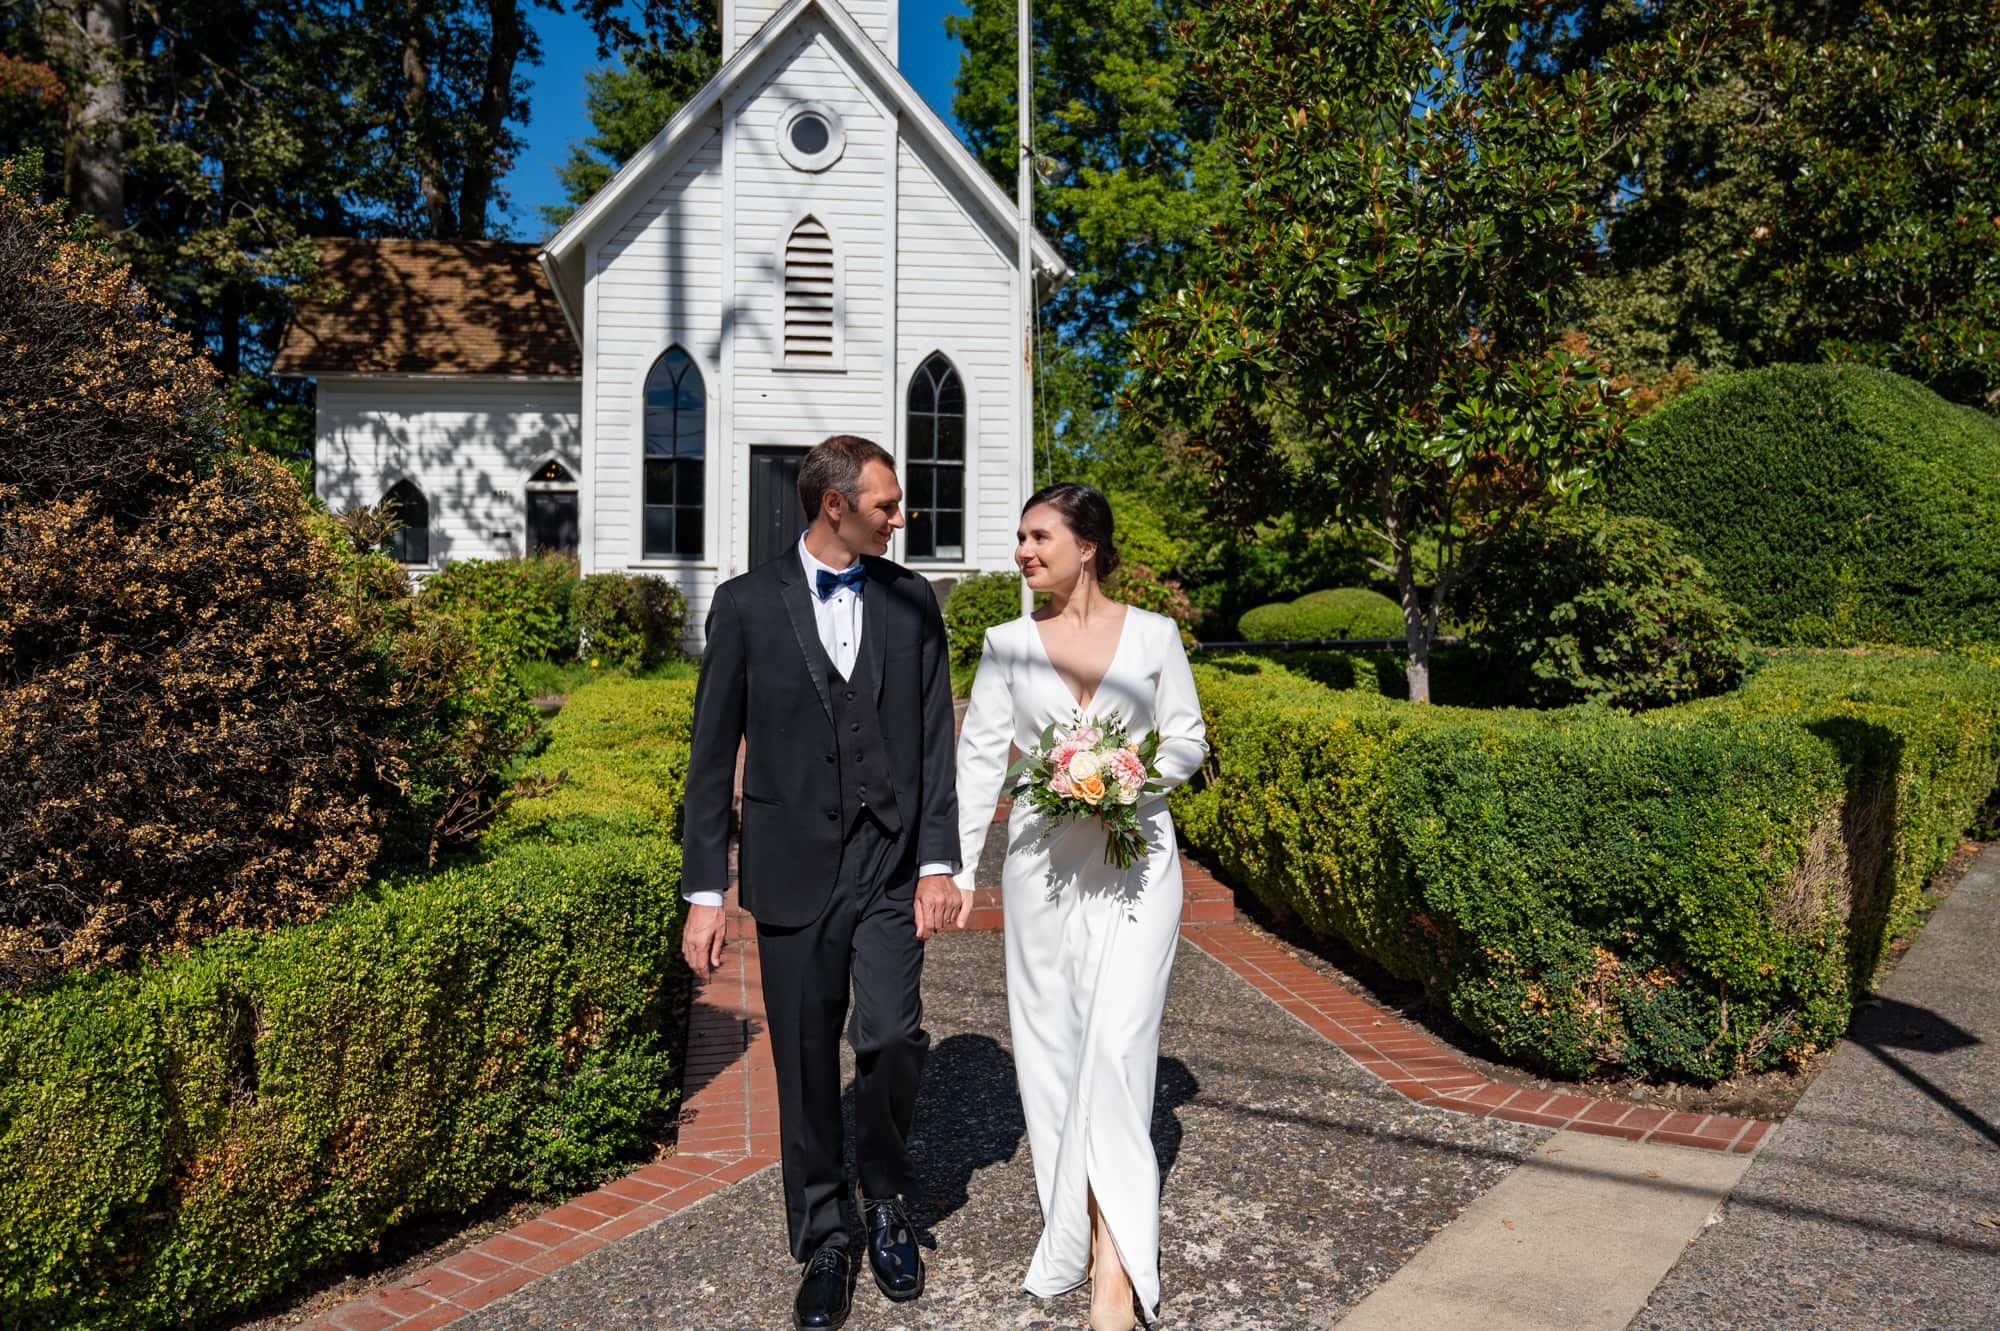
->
xmin=457 ymin=930 xmax=1544 ymax=1330
xmin=1630 ymin=846 xmax=2000 ymax=1331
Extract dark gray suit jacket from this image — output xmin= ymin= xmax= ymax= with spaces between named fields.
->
xmin=680 ymin=551 xmax=960 ymax=928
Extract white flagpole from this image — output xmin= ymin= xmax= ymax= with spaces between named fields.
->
xmin=1017 ymin=0 xmax=1035 ymax=616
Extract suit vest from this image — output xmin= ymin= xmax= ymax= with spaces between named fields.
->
xmin=815 ymin=631 xmax=903 ymax=836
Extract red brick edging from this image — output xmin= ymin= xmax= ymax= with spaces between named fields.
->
xmin=1177 ymin=864 xmax=1772 ymax=1155
xmin=295 ymin=887 xmax=782 ymax=1331
xmin=300 ymin=857 xmax=1766 ymax=1329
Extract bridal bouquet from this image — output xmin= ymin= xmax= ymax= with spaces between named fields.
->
xmin=1003 ymin=711 xmax=1166 ymax=870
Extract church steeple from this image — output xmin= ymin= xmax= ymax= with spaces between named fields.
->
xmin=722 ymin=0 xmax=895 ymax=64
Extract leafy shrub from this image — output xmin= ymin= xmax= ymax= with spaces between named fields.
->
xmin=1605 ymin=364 xmax=2000 ymax=646
xmin=0 ymin=179 xmax=381 ymax=986
xmin=571 ymin=572 xmax=687 ymax=671
xmin=0 ymin=677 xmax=696 ymax=1331
xmin=944 ymin=570 xmax=1024 ymax=674
xmin=491 ymin=676 xmax=698 ymax=851
xmin=314 ymin=509 xmax=541 ymax=868
xmin=420 ymin=553 xmax=579 ymax=665
xmin=1103 ymin=488 xmax=1185 ymax=576
xmin=1107 ymin=563 xmax=1199 ymax=643
xmin=1457 ymin=505 xmax=1751 ymax=709
xmin=1172 ymin=648 xmax=2000 ymax=1080
xmin=1237 ymin=586 xmax=1405 ymax=642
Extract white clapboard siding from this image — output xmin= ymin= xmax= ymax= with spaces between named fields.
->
xmin=727 ymin=0 xmax=893 ymax=61
xmin=895 ymin=135 xmax=1019 ymax=576
xmin=314 ymin=377 xmax=581 ymax=569
xmin=589 ymin=114 xmax=726 ymax=642
xmin=730 ymin=21 xmax=893 ymax=448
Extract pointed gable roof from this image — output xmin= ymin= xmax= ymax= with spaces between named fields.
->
xmin=537 ymin=0 xmax=1068 ymax=337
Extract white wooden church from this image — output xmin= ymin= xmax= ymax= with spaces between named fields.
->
xmin=275 ymin=0 xmax=1065 ymax=645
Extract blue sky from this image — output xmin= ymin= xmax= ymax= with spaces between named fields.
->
xmin=503 ymin=1 xmax=974 ymax=240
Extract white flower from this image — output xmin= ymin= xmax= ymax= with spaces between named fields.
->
xmin=1066 ymin=749 xmax=1102 ymax=782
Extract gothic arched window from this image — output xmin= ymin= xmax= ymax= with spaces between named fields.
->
xmin=643 ymin=347 xmax=705 ymax=558
xmin=382 ymin=478 xmax=430 ymax=565
xmin=905 ymin=352 xmax=965 ymax=561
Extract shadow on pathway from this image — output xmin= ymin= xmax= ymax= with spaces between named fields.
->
xmin=1631 ymin=848 xmax=2000 ymax=1331
xmin=453 ymin=933 xmax=1545 ymax=1330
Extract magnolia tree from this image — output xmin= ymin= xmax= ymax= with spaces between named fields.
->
xmin=1130 ymin=0 xmax=1736 ymax=701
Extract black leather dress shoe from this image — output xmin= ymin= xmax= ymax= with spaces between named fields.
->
xmin=794 ymin=1242 xmax=852 ymax=1330
xmin=862 ymin=1196 xmax=925 ymax=1301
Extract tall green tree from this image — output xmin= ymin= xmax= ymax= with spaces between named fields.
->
xmin=545 ymin=0 xmax=718 ymax=227
xmin=1530 ymin=1 xmax=2000 ymax=412
xmin=1130 ymin=0 xmax=1733 ymax=701
xmin=947 ymin=0 xmax=1231 ymax=479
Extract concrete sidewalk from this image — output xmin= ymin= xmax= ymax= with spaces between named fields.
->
xmin=302 ymin=841 xmax=2000 ymax=1331
xmin=453 ymin=931 xmax=1546 ymax=1329
xmin=1627 ymin=846 xmax=2000 ymax=1331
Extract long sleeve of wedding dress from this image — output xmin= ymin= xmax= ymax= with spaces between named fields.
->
xmin=953 ymin=624 xmax=1018 ymax=894
xmin=952 ymin=609 xmax=1206 ymax=1325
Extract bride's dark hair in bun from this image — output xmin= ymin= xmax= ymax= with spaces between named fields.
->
xmin=1024 ymin=482 xmax=1120 ymax=580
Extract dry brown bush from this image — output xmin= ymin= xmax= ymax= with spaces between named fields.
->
xmin=0 ymin=169 xmax=381 ymax=985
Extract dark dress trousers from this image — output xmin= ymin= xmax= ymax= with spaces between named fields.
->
xmin=681 ymin=550 xmax=960 ymax=1259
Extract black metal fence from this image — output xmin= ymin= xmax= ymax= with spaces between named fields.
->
xmin=1189 ymin=635 xmax=1466 ymax=652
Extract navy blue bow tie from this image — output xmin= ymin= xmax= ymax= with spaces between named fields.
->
xmin=815 ymin=565 xmax=866 ymax=601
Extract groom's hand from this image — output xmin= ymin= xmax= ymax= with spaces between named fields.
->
xmin=913 ymin=875 xmax=970 ymax=940
xmin=681 ymin=903 xmax=728 ymax=978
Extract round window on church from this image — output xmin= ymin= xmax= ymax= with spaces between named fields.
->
xmin=778 ymin=103 xmax=844 ymax=172
xmin=790 ymin=113 xmax=830 ymax=156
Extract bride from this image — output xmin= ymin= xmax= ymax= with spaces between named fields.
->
xmin=953 ymin=483 xmax=1208 ymax=1330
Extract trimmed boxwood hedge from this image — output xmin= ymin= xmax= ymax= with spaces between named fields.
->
xmin=1171 ymin=648 xmax=2000 ymax=1081
xmin=0 ymin=677 xmax=697 ymax=1331
xmin=1677 ymin=649 xmax=2000 ymax=984
xmin=1605 ymin=364 xmax=2000 ymax=647
xmin=1237 ymin=586 xmax=1406 ymax=642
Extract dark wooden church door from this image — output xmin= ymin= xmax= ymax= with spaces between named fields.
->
xmin=749 ymin=447 xmax=808 ymax=569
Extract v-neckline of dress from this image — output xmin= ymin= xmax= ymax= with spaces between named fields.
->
xmin=1030 ymin=606 xmax=1133 ymax=715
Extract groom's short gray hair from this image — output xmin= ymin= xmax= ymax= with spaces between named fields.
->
xmin=799 ymin=434 xmax=896 ymax=521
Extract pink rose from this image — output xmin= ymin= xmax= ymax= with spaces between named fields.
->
xmin=1050 ymin=768 xmax=1075 ymax=797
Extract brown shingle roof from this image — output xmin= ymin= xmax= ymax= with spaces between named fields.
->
xmin=273 ymin=239 xmax=580 ymax=377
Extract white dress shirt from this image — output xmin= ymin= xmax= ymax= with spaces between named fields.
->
xmin=800 ymin=535 xmax=866 ymax=679
xmin=683 ymin=537 xmax=957 ymax=908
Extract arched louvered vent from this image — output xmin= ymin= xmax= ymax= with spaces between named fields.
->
xmin=783 ymin=217 xmax=836 ymax=363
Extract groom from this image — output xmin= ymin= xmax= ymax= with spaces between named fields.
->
xmin=680 ymin=434 xmax=971 ymax=1329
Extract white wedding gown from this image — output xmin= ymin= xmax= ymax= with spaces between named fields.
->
xmin=954 ymin=607 xmax=1208 ymax=1322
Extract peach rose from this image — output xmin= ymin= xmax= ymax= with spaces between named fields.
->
xmin=1074 ymin=772 xmax=1106 ymax=804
